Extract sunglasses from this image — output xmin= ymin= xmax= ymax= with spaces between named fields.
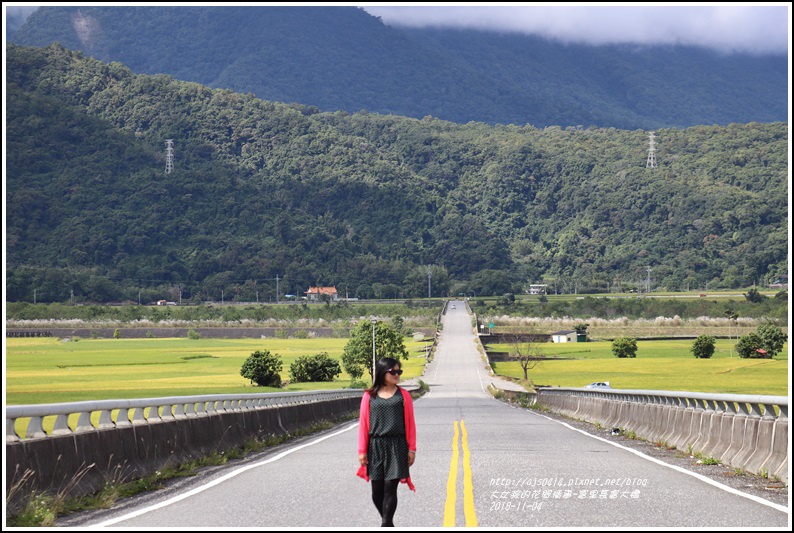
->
xmin=387 ymin=369 xmax=403 ymax=376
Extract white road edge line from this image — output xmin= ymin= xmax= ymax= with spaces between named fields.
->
xmin=529 ymin=410 xmax=789 ymax=514
xmin=93 ymin=422 xmax=361 ymax=527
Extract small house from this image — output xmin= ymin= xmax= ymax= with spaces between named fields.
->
xmin=551 ymin=330 xmax=577 ymax=343
xmin=529 ymin=284 xmax=547 ymax=295
xmin=305 ymin=286 xmax=339 ymax=301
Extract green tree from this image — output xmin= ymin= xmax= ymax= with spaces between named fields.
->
xmin=756 ymin=324 xmax=787 ymax=358
xmin=744 ymin=288 xmax=766 ymax=303
xmin=289 ymin=352 xmax=341 ymax=382
xmin=691 ymin=335 xmax=716 ymax=359
xmin=240 ymin=350 xmax=283 ymax=387
xmin=736 ymin=333 xmax=766 ymax=359
xmin=612 ymin=337 xmax=638 ymax=358
xmin=341 ymin=320 xmax=409 ymax=380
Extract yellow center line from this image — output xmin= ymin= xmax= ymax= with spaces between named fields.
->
xmin=461 ymin=420 xmax=478 ymax=527
xmin=443 ymin=421 xmax=460 ymax=527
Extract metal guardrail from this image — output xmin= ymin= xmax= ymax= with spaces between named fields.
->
xmin=6 ymin=389 xmax=363 ymax=442
xmin=538 ymin=388 xmax=788 ymax=419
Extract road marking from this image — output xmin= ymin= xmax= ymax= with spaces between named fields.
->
xmin=530 ymin=411 xmax=788 ymax=514
xmin=443 ymin=421 xmax=460 ymax=527
xmin=460 ymin=420 xmax=478 ymax=527
xmin=93 ymin=422 xmax=361 ymax=527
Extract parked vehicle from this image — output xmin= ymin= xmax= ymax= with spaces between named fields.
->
xmin=584 ymin=381 xmax=611 ymax=389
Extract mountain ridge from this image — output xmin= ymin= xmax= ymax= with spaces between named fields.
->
xmin=5 ymin=43 xmax=787 ymax=302
xmin=10 ymin=6 xmax=787 ymax=130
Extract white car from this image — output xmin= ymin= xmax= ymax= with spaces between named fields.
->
xmin=451 ymin=305 xmax=456 ymax=309
xmin=584 ymin=381 xmax=611 ymax=389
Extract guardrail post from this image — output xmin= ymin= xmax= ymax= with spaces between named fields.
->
xmin=7 ymin=418 xmax=20 ymax=442
xmin=730 ymin=402 xmax=762 ymax=471
xmin=720 ymin=401 xmax=749 ymax=464
xmin=743 ymin=403 xmax=777 ymax=474
xmin=131 ymin=407 xmax=146 ymax=425
xmin=98 ymin=410 xmax=115 ymax=430
xmin=26 ymin=416 xmax=47 ymax=439
xmin=52 ymin=414 xmax=72 ymax=436
xmin=708 ymin=400 xmax=734 ymax=459
xmin=75 ymin=411 xmax=94 ymax=433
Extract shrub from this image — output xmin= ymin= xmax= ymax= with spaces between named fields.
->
xmin=756 ymin=323 xmax=787 ymax=358
xmin=113 ymin=328 xmax=121 ymax=339
xmin=187 ymin=329 xmax=201 ymax=340
xmin=292 ymin=329 xmax=309 ymax=339
xmin=240 ymin=350 xmax=282 ymax=387
xmin=275 ymin=329 xmax=289 ymax=339
xmin=736 ymin=333 xmax=766 ymax=359
xmin=612 ymin=337 xmax=638 ymax=358
xmin=289 ymin=352 xmax=342 ymax=382
xmin=691 ymin=335 xmax=716 ymax=359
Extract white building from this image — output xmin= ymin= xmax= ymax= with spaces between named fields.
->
xmin=551 ymin=330 xmax=577 ymax=343
xmin=529 ymin=284 xmax=548 ymax=295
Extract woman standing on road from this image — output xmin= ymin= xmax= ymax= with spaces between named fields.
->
xmin=357 ymin=357 xmax=417 ymax=527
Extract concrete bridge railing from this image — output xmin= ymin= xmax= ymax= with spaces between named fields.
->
xmin=6 ymin=390 xmax=360 ymax=442
xmin=533 ymin=388 xmax=788 ymax=483
xmin=5 ymin=389 xmax=367 ymax=506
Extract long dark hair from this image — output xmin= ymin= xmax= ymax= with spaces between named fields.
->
xmin=366 ymin=357 xmax=401 ymax=395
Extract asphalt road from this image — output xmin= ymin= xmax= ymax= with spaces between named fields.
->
xmin=79 ymin=301 xmax=788 ymax=528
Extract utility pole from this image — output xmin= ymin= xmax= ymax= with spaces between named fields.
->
xmin=33 ymin=289 xmax=37 ymax=304
xmin=70 ymin=289 xmax=74 ymax=306
xmin=138 ymin=290 xmax=141 ymax=306
xmin=276 ymin=275 xmax=279 ymax=304
xmin=646 ymin=267 xmax=652 ymax=294
xmin=427 ymin=265 xmax=432 ymax=299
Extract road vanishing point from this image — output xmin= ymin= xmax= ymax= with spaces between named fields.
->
xmin=79 ymin=301 xmax=788 ymax=528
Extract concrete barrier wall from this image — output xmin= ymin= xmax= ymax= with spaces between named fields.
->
xmin=534 ymin=388 xmax=788 ymax=484
xmin=6 ymin=395 xmax=361 ymax=509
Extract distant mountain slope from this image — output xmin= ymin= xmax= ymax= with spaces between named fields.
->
xmin=11 ymin=6 xmax=787 ymax=129
xmin=5 ymin=44 xmax=788 ymax=302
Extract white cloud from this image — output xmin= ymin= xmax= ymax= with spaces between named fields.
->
xmin=6 ymin=4 xmax=789 ymax=54
xmin=362 ymin=5 xmax=790 ymax=55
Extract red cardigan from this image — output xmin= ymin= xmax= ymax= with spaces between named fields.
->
xmin=356 ymin=386 xmax=416 ymax=491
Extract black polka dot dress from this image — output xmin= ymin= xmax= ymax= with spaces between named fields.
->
xmin=367 ymin=390 xmax=410 ymax=481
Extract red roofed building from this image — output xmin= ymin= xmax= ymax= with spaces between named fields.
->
xmin=305 ymin=286 xmax=339 ymax=301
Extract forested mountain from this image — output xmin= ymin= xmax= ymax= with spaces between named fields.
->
xmin=10 ymin=6 xmax=787 ymax=130
xmin=5 ymin=44 xmax=789 ymax=303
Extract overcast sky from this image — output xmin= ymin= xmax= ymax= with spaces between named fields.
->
xmin=5 ymin=4 xmax=790 ymax=55
xmin=362 ymin=4 xmax=790 ymax=55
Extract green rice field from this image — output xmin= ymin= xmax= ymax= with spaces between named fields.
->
xmin=485 ymin=339 xmax=789 ymax=396
xmin=5 ymin=336 xmax=431 ymax=405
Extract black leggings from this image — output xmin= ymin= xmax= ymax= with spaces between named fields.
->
xmin=371 ymin=478 xmax=400 ymax=526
